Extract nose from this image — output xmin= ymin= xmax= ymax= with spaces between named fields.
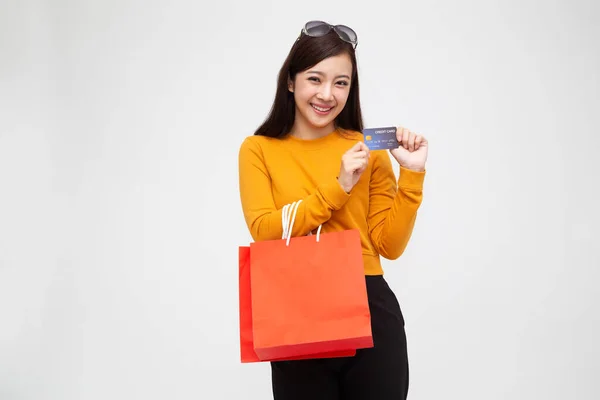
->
xmin=317 ymin=85 xmax=334 ymax=101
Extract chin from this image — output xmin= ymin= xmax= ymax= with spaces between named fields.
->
xmin=307 ymin=109 xmax=341 ymax=128
xmin=308 ymin=118 xmax=335 ymax=129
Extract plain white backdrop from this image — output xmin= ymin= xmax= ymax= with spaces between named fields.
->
xmin=1 ymin=0 xmax=599 ymax=399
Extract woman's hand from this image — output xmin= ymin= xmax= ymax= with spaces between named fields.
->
xmin=338 ymin=141 xmax=370 ymax=193
xmin=389 ymin=127 xmax=428 ymax=171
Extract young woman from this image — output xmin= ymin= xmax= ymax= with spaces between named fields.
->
xmin=238 ymin=21 xmax=428 ymax=400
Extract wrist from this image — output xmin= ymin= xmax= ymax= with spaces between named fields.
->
xmin=337 ymin=177 xmax=351 ymax=193
xmin=399 ymin=163 xmax=425 ymax=172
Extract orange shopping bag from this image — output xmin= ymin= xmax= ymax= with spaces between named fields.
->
xmin=239 ymin=246 xmax=356 ymax=363
xmin=247 ymin=200 xmax=374 ymax=361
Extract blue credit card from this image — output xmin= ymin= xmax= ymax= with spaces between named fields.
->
xmin=363 ymin=126 xmax=399 ymax=150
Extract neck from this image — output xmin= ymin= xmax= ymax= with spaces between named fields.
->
xmin=289 ymin=117 xmax=336 ymax=140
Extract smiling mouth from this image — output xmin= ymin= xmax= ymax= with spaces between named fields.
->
xmin=311 ymin=103 xmax=334 ymax=114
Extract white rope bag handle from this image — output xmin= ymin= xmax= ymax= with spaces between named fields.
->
xmin=281 ymin=200 xmax=323 ymax=246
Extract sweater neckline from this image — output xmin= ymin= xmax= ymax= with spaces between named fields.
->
xmin=283 ymin=129 xmax=341 ymax=149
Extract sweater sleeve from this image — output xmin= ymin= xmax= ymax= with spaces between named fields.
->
xmin=367 ymin=151 xmax=426 ymax=260
xmin=238 ymin=137 xmax=351 ymax=242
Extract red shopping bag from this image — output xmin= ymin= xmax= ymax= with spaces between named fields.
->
xmin=239 ymin=246 xmax=356 ymax=363
xmin=248 ymin=227 xmax=373 ymax=361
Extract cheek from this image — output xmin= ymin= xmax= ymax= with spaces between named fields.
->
xmin=334 ymin=88 xmax=351 ymax=104
xmin=294 ymin=84 xmax=316 ymax=101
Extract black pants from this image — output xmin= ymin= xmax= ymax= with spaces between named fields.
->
xmin=270 ymin=275 xmax=409 ymax=400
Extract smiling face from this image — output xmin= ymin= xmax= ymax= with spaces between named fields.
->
xmin=288 ymin=53 xmax=353 ymax=139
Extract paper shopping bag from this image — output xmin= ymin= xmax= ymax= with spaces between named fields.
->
xmin=239 ymin=245 xmax=356 ymax=363
xmin=249 ymin=228 xmax=373 ymax=361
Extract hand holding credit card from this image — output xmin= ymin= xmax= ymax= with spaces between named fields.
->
xmin=363 ymin=127 xmax=399 ymax=150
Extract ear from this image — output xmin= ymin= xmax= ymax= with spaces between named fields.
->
xmin=287 ymin=76 xmax=294 ymax=93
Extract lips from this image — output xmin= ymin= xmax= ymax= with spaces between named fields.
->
xmin=311 ymin=103 xmax=334 ymax=115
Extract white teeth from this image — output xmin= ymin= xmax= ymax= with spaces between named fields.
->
xmin=312 ymin=104 xmax=332 ymax=112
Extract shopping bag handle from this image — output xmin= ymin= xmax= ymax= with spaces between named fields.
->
xmin=282 ymin=200 xmax=322 ymax=246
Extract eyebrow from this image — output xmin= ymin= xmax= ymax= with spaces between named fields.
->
xmin=306 ymin=70 xmax=351 ymax=80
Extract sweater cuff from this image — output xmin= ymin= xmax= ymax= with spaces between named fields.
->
xmin=398 ymin=166 xmax=426 ymax=190
xmin=319 ymin=176 xmax=351 ymax=210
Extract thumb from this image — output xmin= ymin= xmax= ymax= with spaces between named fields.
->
xmin=351 ymin=141 xmax=363 ymax=151
xmin=350 ymin=141 xmax=368 ymax=152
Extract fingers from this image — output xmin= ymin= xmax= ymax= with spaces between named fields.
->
xmin=358 ymin=141 xmax=369 ymax=152
xmin=347 ymin=152 xmax=369 ymax=168
xmin=349 ymin=158 xmax=369 ymax=174
xmin=339 ymin=141 xmax=371 ymax=191
xmin=399 ymin=127 xmax=409 ymax=149
xmin=397 ymin=127 xmax=426 ymax=152
xmin=355 ymin=150 xmax=369 ymax=159
xmin=350 ymin=141 xmax=369 ymax=152
xmin=350 ymin=141 xmax=363 ymax=151
xmin=346 ymin=142 xmax=370 ymax=159
xmin=351 ymin=141 xmax=369 ymax=153
xmin=408 ymin=132 xmax=416 ymax=151
xmin=344 ymin=145 xmax=369 ymax=170
xmin=414 ymin=135 xmax=424 ymax=150
xmin=414 ymin=134 xmax=428 ymax=151
xmin=355 ymin=166 xmax=368 ymax=176
xmin=343 ymin=150 xmax=369 ymax=161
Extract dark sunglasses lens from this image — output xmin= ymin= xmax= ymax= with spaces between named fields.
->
xmin=334 ymin=25 xmax=357 ymax=43
xmin=305 ymin=20 xmax=331 ymax=36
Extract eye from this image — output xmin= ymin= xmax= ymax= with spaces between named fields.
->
xmin=308 ymin=77 xmax=321 ymax=83
xmin=337 ymin=80 xmax=349 ymax=86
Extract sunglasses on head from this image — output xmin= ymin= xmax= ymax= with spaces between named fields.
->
xmin=298 ymin=20 xmax=358 ymax=49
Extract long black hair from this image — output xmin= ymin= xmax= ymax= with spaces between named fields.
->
xmin=254 ymin=30 xmax=363 ymax=138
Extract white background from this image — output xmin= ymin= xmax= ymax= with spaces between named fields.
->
xmin=1 ymin=0 xmax=599 ymax=399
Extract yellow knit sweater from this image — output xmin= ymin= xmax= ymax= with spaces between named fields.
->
xmin=238 ymin=129 xmax=425 ymax=275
